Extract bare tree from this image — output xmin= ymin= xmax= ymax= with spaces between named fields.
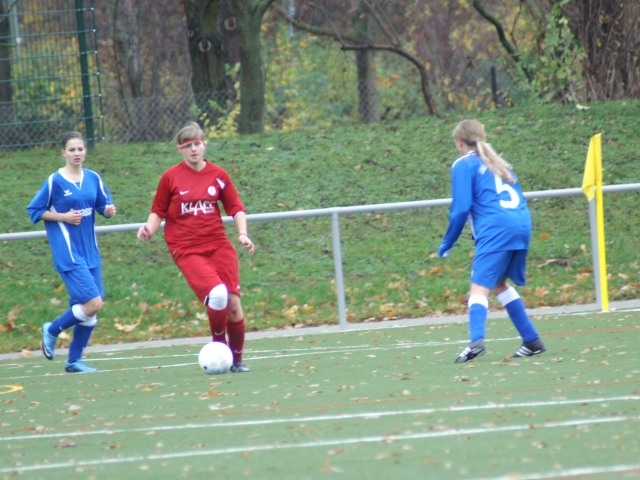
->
xmin=181 ymin=0 xmax=233 ymax=123
xmin=180 ymin=0 xmax=276 ymax=134
xmin=95 ymin=0 xmax=191 ymax=141
xmin=278 ymin=0 xmax=439 ymax=117
xmin=353 ymin=0 xmax=378 ymax=123
xmin=472 ymin=0 xmax=535 ymax=83
xmin=559 ymin=0 xmax=640 ymax=99
xmin=231 ymin=0 xmax=277 ymax=133
xmin=473 ymin=0 xmax=640 ymax=101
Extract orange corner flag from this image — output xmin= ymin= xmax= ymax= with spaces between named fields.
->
xmin=581 ymin=133 xmax=601 ymax=201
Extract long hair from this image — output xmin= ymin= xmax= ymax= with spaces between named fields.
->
xmin=172 ymin=121 xmax=206 ymax=146
xmin=453 ymin=119 xmax=515 ymax=184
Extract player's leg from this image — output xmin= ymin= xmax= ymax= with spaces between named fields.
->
xmin=493 ymin=250 xmax=545 ymax=358
xmin=174 ymin=253 xmax=228 ymax=343
xmin=455 ymin=251 xmax=507 ymax=363
xmin=213 ymin=244 xmax=250 ymax=372
xmin=205 ymin=283 xmax=229 ymax=342
xmin=64 ymin=267 xmax=104 ymax=372
xmin=226 ymin=293 xmax=249 ymax=372
xmin=455 ymin=283 xmax=490 ymax=363
xmin=42 ymin=268 xmax=102 ymax=369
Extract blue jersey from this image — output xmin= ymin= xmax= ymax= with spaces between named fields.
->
xmin=440 ymin=152 xmax=531 ymax=256
xmin=27 ymin=169 xmax=112 ymax=272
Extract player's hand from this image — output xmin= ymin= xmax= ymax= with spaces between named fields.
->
xmin=438 ymin=241 xmax=452 ymax=258
xmin=137 ymin=224 xmax=152 ymax=241
xmin=65 ymin=209 xmax=83 ymax=226
xmin=104 ymin=204 xmax=117 ymax=217
xmin=239 ymin=233 xmax=255 ymax=255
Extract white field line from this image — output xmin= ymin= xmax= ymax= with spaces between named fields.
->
xmin=0 ymin=415 xmax=637 ymax=475
xmin=0 ymin=336 xmax=519 ymax=374
xmin=469 ymin=464 xmax=640 ymax=480
xmin=1 ymin=395 xmax=637 ymax=443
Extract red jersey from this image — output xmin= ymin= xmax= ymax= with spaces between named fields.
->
xmin=151 ymin=160 xmax=245 ymax=254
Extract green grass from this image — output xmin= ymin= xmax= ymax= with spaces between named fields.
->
xmin=1 ymin=309 xmax=639 ymax=478
xmin=1 ymin=100 xmax=640 ymax=353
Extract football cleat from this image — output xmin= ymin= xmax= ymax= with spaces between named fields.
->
xmin=41 ymin=322 xmax=57 ymax=360
xmin=65 ymin=361 xmax=97 ymax=373
xmin=455 ymin=340 xmax=486 ymax=363
xmin=513 ymin=339 xmax=546 ymax=358
xmin=229 ymin=361 xmax=250 ymax=373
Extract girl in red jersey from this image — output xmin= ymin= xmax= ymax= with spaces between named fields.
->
xmin=137 ymin=122 xmax=255 ymax=372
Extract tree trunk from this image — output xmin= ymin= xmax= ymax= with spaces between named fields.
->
xmin=182 ymin=0 xmax=231 ymax=122
xmin=233 ymin=0 xmax=275 ymax=134
xmin=354 ymin=1 xmax=378 ymax=123
xmin=561 ymin=0 xmax=640 ymax=99
xmin=113 ymin=0 xmax=147 ymax=140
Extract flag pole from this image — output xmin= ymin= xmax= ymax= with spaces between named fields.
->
xmin=582 ymin=133 xmax=609 ymax=312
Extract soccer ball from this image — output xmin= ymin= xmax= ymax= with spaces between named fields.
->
xmin=198 ymin=341 xmax=233 ymax=375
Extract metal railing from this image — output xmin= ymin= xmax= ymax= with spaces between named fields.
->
xmin=3 ymin=183 xmax=639 ymax=329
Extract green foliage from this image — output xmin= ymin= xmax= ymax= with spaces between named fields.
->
xmin=264 ymin=32 xmax=356 ymax=130
xmin=1 ymin=100 xmax=639 ymax=354
xmin=524 ymin=0 xmax=586 ymax=103
xmin=263 ymin=29 xmax=426 ymax=129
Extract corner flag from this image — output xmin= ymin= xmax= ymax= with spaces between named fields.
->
xmin=581 ymin=133 xmax=608 ymax=311
xmin=581 ymin=133 xmax=601 ymax=201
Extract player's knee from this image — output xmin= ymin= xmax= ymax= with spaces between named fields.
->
xmin=496 ymin=286 xmax=519 ymax=306
xmin=72 ymin=304 xmax=99 ymax=327
xmin=205 ymin=284 xmax=228 ymax=310
xmin=81 ymin=315 xmax=98 ymax=327
xmin=82 ymin=297 xmax=103 ymax=316
xmin=468 ymin=294 xmax=488 ymax=309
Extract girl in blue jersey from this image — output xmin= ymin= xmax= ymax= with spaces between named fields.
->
xmin=438 ymin=119 xmax=545 ymax=363
xmin=27 ymin=132 xmax=117 ymax=373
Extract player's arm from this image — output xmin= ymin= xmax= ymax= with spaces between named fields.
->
xmin=233 ymin=211 xmax=255 ymax=255
xmin=137 ymin=213 xmax=162 ymax=241
xmin=41 ymin=210 xmax=83 ymax=226
xmin=218 ymin=172 xmax=255 ymax=255
xmin=94 ymin=174 xmax=116 ymax=218
xmin=438 ymin=161 xmax=473 ymax=257
xmin=27 ymin=179 xmax=83 ymax=226
xmin=138 ymin=173 xmax=171 ymax=241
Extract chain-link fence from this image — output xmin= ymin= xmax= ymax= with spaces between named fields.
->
xmin=1 ymin=1 xmax=509 ymax=149
xmin=0 ymin=0 xmax=103 ymax=149
xmin=0 ymin=1 xmax=433 ymax=148
xmin=101 ymin=94 xmax=195 ymax=144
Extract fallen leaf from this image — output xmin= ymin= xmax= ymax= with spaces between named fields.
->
xmin=55 ymin=439 xmax=76 ymax=448
xmin=114 ymin=322 xmax=140 ymax=332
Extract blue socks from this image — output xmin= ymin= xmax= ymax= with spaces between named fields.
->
xmin=68 ymin=325 xmax=95 ymax=364
xmin=47 ymin=304 xmax=97 ymax=364
xmin=468 ymin=294 xmax=489 ymax=342
xmin=48 ymin=307 xmax=80 ymax=334
xmin=497 ymin=287 xmax=539 ymax=343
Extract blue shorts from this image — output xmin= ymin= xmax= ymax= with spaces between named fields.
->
xmin=471 ymin=250 xmax=528 ymax=289
xmin=59 ymin=266 xmax=104 ymax=306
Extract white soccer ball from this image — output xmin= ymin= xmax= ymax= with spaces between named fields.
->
xmin=198 ymin=341 xmax=233 ymax=375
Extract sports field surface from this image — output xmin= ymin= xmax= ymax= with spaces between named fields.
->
xmin=2 ymin=306 xmax=639 ymax=480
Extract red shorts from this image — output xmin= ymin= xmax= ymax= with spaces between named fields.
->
xmin=171 ymin=241 xmax=241 ymax=303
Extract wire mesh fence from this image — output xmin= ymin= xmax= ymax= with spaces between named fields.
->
xmin=0 ymin=1 xmax=508 ymax=149
xmin=0 ymin=0 xmax=103 ymax=149
xmin=0 ymin=1 xmax=431 ymax=148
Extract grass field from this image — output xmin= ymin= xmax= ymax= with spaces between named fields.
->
xmin=2 ymin=306 xmax=639 ymax=479
xmin=1 ymin=100 xmax=640 ymax=354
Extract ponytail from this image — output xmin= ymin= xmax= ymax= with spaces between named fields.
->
xmin=453 ymin=119 xmax=515 ymax=184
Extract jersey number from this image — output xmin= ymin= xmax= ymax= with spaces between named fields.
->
xmin=494 ymin=175 xmax=520 ymax=209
